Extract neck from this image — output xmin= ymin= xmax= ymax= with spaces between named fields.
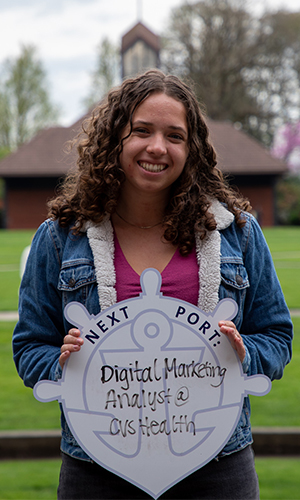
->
xmin=116 ymin=191 xmax=168 ymax=229
xmin=115 ymin=211 xmax=163 ymax=229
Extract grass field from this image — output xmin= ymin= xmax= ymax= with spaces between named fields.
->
xmin=0 ymin=227 xmax=299 ymax=499
xmin=0 ymin=226 xmax=300 ymax=311
xmin=263 ymin=227 xmax=300 ymax=309
xmin=0 ymin=457 xmax=299 ymax=500
xmin=0 ymin=227 xmax=299 ymax=430
xmin=0 ymin=229 xmax=33 ymax=311
xmin=1 ymin=317 xmax=299 ymax=431
xmin=250 ymin=317 xmax=300 ymax=427
xmin=0 ymin=319 xmax=60 ymax=431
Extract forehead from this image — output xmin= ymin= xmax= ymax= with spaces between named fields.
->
xmin=132 ymin=92 xmax=187 ymax=126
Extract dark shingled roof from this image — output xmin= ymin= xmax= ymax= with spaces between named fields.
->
xmin=207 ymin=119 xmax=286 ymax=174
xmin=0 ymin=120 xmax=82 ymax=177
xmin=0 ymin=116 xmax=287 ymax=178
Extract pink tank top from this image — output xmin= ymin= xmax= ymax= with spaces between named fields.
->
xmin=114 ymin=234 xmax=199 ymax=306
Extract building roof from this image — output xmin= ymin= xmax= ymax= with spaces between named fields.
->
xmin=121 ymin=22 xmax=160 ymax=54
xmin=0 ymin=120 xmax=82 ymax=177
xmin=0 ymin=115 xmax=287 ymax=178
xmin=207 ymin=119 xmax=286 ymax=174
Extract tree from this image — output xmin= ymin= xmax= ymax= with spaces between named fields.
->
xmin=276 ymin=175 xmax=300 ymax=225
xmin=0 ymin=44 xmax=59 ymax=151
xmin=83 ymin=38 xmax=120 ymax=110
xmin=161 ymin=0 xmax=300 ymax=146
xmin=272 ymin=121 xmax=300 ymax=225
xmin=271 ymin=122 xmax=300 ymax=173
xmin=243 ymin=9 xmax=300 ymax=144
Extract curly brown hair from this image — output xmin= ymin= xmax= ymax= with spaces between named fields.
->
xmin=49 ymin=69 xmax=251 ymax=255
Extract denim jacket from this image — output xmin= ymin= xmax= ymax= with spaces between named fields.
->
xmin=13 ymin=200 xmax=293 ymax=461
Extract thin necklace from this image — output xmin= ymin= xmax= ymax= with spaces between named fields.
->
xmin=115 ymin=211 xmax=163 ymax=229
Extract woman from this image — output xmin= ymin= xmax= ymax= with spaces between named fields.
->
xmin=13 ymin=69 xmax=293 ymax=499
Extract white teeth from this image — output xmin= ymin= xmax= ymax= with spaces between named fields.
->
xmin=139 ymin=162 xmax=166 ymax=172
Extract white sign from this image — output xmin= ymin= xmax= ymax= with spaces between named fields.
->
xmin=34 ymin=268 xmax=271 ymax=499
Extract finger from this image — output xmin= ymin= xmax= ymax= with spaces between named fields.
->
xmin=219 ymin=320 xmax=235 ymax=329
xmin=68 ymin=328 xmax=82 ymax=338
xmin=59 ymin=339 xmax=83 ymax=369
xmin=59 ymin=350 xmax=70 ymax=369
xmin=63 ymin=334 xmax=84 ymax=346
xmin=218 ymin=322 xmax=245 ymax=363
xmin=61 ymin=343 xmax=82 ymax=354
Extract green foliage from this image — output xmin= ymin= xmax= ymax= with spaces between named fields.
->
xmin=0 ymin=146 xmax=10 ymax=160
xmin=83 ymin=37 xmax=120 ymax=110
xmin=276 ymin=174 xmax=300 ymax=225
xmin=0 ymin=44 xmax=59 ymax=150
xmin=162 ymin=0 xmax=300 ymax=146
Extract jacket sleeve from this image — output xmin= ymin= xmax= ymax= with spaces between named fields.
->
xmin=240 ymin=216 xmax=293 ymax=380
xmin=12 ymin=220 xmax=65 ymax=388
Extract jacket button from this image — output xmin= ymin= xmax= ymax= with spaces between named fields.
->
xmin=235 ymin=274 xmax=243 ymax=285
xmin=68 ymin=278 xmax=76 ymax=287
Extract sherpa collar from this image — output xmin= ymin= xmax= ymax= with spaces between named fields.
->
xmin=87 ymin=200 xmax=234 ymax=313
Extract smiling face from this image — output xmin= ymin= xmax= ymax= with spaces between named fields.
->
xmin=119 ymin=92 xmax=189 ymax=201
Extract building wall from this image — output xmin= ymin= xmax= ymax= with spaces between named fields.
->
xmin=123 ymin=40 xmax=159 ymax=78
xmin=4 ymin=178 xmax=58 ymax=229
xmin=234 ymin=176 xmax=276 ymax=227
xmin=3 ymin=176 xmax=277 ymax=229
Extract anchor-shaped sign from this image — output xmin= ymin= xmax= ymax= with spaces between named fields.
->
xmin=34 ymin=268 xmax=271 ymax=499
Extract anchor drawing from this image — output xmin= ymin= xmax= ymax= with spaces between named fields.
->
xmin=34 ymin=268 xmax=271 ymax=499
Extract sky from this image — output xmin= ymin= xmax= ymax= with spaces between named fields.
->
xmin=1 ymin=0 xmax=299 ymax=126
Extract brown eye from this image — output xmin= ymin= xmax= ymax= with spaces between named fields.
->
xmin=134 ymin=127 xmax=149 ymax=135
xmin=169 ymin=134 xmax=184 ymax=141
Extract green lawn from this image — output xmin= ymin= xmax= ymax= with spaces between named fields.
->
xmin=0 ymin=226 xmax=299 ymax=430
xmin=0 ymin=229 xmax=34 ymax=311
xmin=1 ymin=317 xmax=299 ymax=431
xmin=0 ymin=459 xmax=60 ymax=499
xmin=0 ymin=227 xmax=299 ymax=499
xmin=0 ymin=321 xmax=60 ymax=431
xmin=0 ymin=458 xmax=299 ymax=500
xmin=256 ymin=457 xmax=300 ymax=499
xmin=250 ymin=316 xmax=300 ymax=427
xmin=263 ymin=227 xmax=300 ymax=309
xmin=0 ymin=226 xmax=300 ymax=311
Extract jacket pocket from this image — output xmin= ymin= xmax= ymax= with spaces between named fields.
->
xmin=58 ymin=260 xmax=97 ymax=308
xmin=221 ymin=260 xmax=249 ymax=290
xmin=220 ymin=260 xmax=249 ymax=325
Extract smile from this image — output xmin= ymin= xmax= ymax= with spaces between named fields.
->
xmin=139 ymin=161 xmax=167 ymax=173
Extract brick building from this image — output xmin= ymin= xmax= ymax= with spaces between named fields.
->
xmin=0 ymin=115 xmax=287 ymax=229
xmin=0 ymin=19 xmax=287 ymax=229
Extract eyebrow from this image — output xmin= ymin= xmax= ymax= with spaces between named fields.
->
xmin=132 ymin=120 xmax=188 ymax=137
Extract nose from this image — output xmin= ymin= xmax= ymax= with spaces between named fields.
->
xmin=146 ymin=133 xmax=167 ymax=156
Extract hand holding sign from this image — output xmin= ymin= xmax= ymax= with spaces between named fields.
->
xmin=34 ymin=268 xmax=271 ymax=499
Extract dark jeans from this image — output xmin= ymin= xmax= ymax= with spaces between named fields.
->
xmin=57 ymin=445 xmax=259 ymax=500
